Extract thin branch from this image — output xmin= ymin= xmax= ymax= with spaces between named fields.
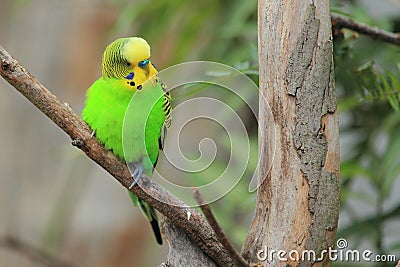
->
xmin=193 ymin=188 xmax=249 ymax=267
xmin=331 ymin=14 xmax=400 ymax=46
xmin=0 ymin=235 xmax=73 ymax=267
xmin=0 ymin=46 xmax=233 ymax=267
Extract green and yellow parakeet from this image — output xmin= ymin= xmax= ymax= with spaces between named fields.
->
xmin=82 ymin=37 xmax=171 ymax=245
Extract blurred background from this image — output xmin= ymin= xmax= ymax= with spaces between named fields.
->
xmin=0 ymin=0 xmax=399 ymax=266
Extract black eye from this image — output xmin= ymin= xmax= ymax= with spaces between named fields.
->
xmin=126 ymin=61 xmax=131 ymax=67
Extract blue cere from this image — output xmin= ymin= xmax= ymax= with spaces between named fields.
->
xmin=138 ymin=59 xmax=149 ymax=68
xmin=125 ymin=72 xmax=135 ymax=80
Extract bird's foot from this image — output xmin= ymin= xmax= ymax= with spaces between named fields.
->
xmin=90 ymin=130 xmax=96 ymax=138
xmin=128 ymin=163 xmax=144 ymax=189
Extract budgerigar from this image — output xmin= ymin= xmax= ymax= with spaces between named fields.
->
xmin=82 ymin=37 xmax=171 ymax=245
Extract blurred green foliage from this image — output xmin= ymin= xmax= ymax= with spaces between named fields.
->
xmin=109 ymin=0 xmax=258 ymax=65
xmin=332 ymin=2 xmax=400 ymax=266
xmin=108 ymin=0 xmax=400 ymax=265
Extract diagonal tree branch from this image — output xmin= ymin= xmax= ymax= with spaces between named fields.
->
xmin=0 ymin=45 xmax=234 ymax=267
xmin=331 ymin=14 xmax=400 ymax=46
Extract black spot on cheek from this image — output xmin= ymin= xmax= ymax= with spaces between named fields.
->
xmin=137 ymin=85 xmax=143 ymax=90
xmin=130 ymin=81 xmax=136 ymax=86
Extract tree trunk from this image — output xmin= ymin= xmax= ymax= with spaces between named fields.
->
xmin=241 ymin=1 xmax=340 ymax=266
xmin=159 ymin=218 xmax=217 ymax=267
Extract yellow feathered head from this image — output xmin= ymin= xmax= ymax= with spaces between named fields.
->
xmin=101 ymin=37 xmax=157 ymax=90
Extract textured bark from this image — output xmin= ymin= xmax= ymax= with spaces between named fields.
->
xmin=241 ymin=1 xmax=340 ymax=267
xmin=0 ymin=46 xmax=234 ymax=267
xmin=159 ymin=218 xmax=217 ymax=267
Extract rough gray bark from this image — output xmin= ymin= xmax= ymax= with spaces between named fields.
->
xmin=241 ymin=1 xmax=340 ymax=266
xmin=159 ymin=218 xmax=217 ymax=267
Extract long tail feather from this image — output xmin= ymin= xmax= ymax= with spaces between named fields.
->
xmin=150 ymin=217 xmax=163 ymax=245
xmin=134 ymin=196 xmax=163 ymax=245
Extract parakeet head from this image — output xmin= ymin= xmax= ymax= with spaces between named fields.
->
xmin=101 ymin=37 xmax=157 ymax=90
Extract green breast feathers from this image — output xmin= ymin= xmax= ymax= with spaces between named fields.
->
xmin=82 ymin=77 xmax=168 ymax=171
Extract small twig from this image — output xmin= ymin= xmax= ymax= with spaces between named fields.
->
xmin=193 ymin=188 xmax=249 ymax=267
xmin=331 ymin=14 xmax=400 ymax=46
xmin=0 ymin=235 xmax=74 ymax=267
